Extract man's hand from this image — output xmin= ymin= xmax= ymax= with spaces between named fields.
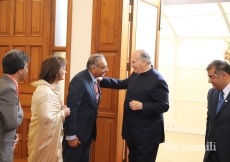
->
xmin=97 ymin=77 xmax=103 ymax=81
xmin=61 ymin=105 xmax=70 ymax=117
xmin=13 ymin=134 xmax=19 ymax=148
xmin=129 ymin=100 xmax=143 ymax=110
xmin=68 ymin=137 xmax=81 ymax=147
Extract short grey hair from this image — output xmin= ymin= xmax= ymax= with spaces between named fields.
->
xmin=206 ymin=60 xmax=230 ymax=75
xmin=139 ymin=49 xmax=152 ymax=64
xmin=86 ymin=54 xmax=105 ymax=69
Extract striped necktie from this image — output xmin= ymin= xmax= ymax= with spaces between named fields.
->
xmin=94 ymin=81 xmax=98 ymax=101
xmin=216 ymin=91 xmax=224 ymax=114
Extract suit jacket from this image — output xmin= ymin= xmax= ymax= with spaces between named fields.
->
xmin=204 ymin=88 xmax=230 ymax=162
xmin=63 ymin=69 xmax=100 ymax=143
xmin=0 ymin=75 xmax=23 ymax=162
xmin=100 ymin=68 xmax=169 ymax=145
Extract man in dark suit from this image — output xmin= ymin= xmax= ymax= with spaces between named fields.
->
xmin=0 ymin=50 xmax=29 ymax=162
xmin=204 ymin=60 xmax=230 ymax=162
xmin=62 ymin=54 xmax=108 ymax=162
xmin=99 ymin=49 xmax=169 ymax=162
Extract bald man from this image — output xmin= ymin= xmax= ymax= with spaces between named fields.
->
xmin=100 ymin=49 xmax=169 ymax=162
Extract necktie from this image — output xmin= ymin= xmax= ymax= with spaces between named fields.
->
xmin=216 ymin=91 xmax=224 ymax=114
xmin=94 ymin=81 xmax=99 ymax=101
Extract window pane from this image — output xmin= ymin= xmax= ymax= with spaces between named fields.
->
xmin=136 ymin=0 xmax=158 ymax=65
xmin=55 ymin=0 xmax=68 ymax=47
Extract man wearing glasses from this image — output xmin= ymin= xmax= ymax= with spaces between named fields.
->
xmin=204 ymin=60 xmax=230 ymax=162
xmin=62 ymin=54 xmax=108 ymax=162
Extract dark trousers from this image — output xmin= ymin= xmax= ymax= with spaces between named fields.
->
xmin=62 ymin=138 xmax=92 ymax=162
xmin=206 ymin=141 xmax=221 ymax=162
xmin=206 ymin=151 xmax=221 ymax=162
xmin=127 ymin=141 xmax=159 ymax=162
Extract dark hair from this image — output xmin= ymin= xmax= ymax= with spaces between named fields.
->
xmin=86 ymin=54 xmax=105 ymax=69
xmin=2 ymin=50 xmax=30 ymax=74
xmin=39 ymin=56 xmax=67 ymax=84
xmin=206 ymin=60 xmax=230 ymax=75
xmin=139 ymin=49 xmax=152 ymax=64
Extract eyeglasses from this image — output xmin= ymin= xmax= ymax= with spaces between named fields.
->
xmin=208 ymin=71 xmax=222 ymax=80
xmin=96 ymin=66 xmax=108 ymax=70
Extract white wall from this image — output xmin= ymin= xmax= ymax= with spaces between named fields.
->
xmin=70 ymin=0 xmax=93 ymax=80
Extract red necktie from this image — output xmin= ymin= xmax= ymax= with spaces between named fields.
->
xmin=94 ymin=82 xmax=98 ymax=101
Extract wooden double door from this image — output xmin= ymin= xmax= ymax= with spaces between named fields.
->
xmin=0 ymin=0 xmax=161 ymax=162
xmin=0 ymin=0 xmax=51 ymax=161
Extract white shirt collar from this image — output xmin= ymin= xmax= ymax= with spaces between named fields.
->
xmin=222 ymin=83 xmax=230 ymax=99
xmin=88 ymin=70 xmax=97 ymax=84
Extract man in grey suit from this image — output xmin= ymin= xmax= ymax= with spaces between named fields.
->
xmin=0 ymin=50 xmax=29 ymax=162
xmin=63 ymin=54 xmax=108 ymax=162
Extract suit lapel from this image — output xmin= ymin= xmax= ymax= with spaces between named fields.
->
xmin=2 ymin=75 xmax=20 ymax=106
xmin=89 ymin=80 xmax=97 ymax=101
xmin=85 ymin=70 xmax=98 ymax=106
xmin=209 ymin=90 xmax=219 ymax=118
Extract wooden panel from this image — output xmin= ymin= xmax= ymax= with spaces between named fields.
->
xmin=92 ymin=0 xmax=122 ymax=50
xmin=14 ymin=141 xmax=22 ymax=157
xmin=31 ymin=0 xmax=43 ymax=35
xmin=14 ymin=158 xmax=27 ymax=162
xmin=99 ymin=0 xmax=115 ymax=43
xmin=98 ymin=112 xmax=116 ymax=118
xmin=18 ymin=83 xmax=36 ymax=94
xmin=15 ymin=0 xmax=26 ymax=35
xmin=23 ymin=109 xmax=33 ymax=119
xmin=93 ymin=118 xmax=117 ymax=162
xmin=100 ymin=88 xmax=112 ymax=109
xmin=14 ymin=46 xmax=26 ymax=52
xmin=25 ymin=120 xmax=30 ymax=157
xmin=0 ymin=0 xmax=10 ymax=36
xmin=19 ymin=93 xmax=33 ymax=107
xmin=0 ymin=37 xmax=43 ymax=45
xmin=16 ymin=123 xmax=23 ymax=134
xmin=30 ymin=46 xmax=43 ymax=81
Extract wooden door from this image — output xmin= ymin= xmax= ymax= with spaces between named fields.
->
xmin=0 ymin=0 xmax=51 ymax=161
xmin=91 ymin=0 xmax=124 ymax=161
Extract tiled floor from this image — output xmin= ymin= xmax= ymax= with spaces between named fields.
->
xmin=156 ymin=131 xmax=205 ymax=162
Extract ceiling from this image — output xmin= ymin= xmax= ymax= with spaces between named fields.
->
xmin=162 ymin=0 xmax=230 ymax=5
xmin=160 ymin=2 xmax=230 ymax=37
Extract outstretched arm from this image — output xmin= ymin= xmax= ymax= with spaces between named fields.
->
xmin=100 ymin=77 xmax=129 ymax=89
